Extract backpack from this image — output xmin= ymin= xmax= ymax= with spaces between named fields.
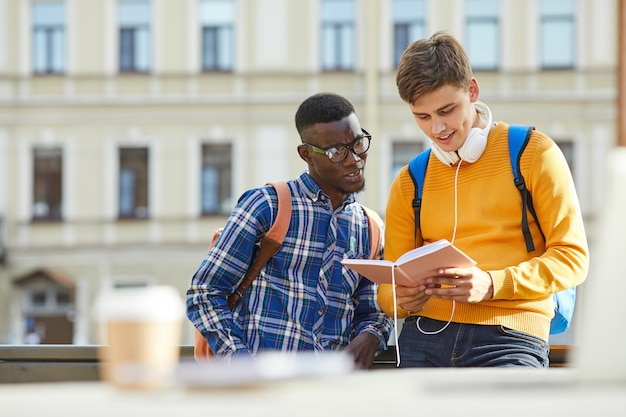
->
xmin=193 ymin=180 xmax=383 ymax=360
xmin=407 ymin=125 xmax=575 ymax=335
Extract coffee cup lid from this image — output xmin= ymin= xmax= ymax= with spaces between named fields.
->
xmin=95 ymin=285 xmax=185 ymax=322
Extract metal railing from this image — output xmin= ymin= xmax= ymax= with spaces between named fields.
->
xmin=0 ymin=344 xmax=570 ymax=384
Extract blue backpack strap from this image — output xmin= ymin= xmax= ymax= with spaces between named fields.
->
xmin=407 ymin=148 xmax=431 ymax=240
xmin=508 ymin=125 xmax=573 ymax=334
xmin=508 ymin=125 xmax=545 ymax=252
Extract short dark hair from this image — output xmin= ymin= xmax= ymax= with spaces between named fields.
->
xmin=295 ymin=92 xmax=355 ymax=138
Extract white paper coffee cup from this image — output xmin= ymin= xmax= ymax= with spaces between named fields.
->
xmin=95 ymin=285 xmax=185 ymax=390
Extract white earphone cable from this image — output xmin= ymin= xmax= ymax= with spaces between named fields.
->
xmin=415 ymin=158 xmax=463 ymax=335
xmin=391 ymin=267 xmax=401 ymax=366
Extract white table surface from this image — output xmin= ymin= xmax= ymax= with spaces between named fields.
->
xmin=1 ymin=367 xmax=624 ymax=417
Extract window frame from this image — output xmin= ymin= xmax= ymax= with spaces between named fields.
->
xmin=32 ymin=147 xmax=64 ymax=222
xmin=554 ymin=139 xmax=575 ymax=179
xmin=200 ymin=143 xmax=233 ymax=216
xmin=390 ymin=140 xmax=425 ymax=184
xmin=392 ymin=0 xmax=426 ymax=68
xmin=118 ymin=0 xmax=152 ymax=73
xmin=320 ymin=0 xmax=355 ymax=72
xmin=464 ymin=0 xmax=500 ymax=71
xmin=199 ymin=0 xmax=235 ymax=72
xmin=118 ymin=147 xmax=150 ymax=220
xmin=32 ymin=1 xmax=66 ymax=75
xmin=539 ymin=0 xmax=577 ymax=70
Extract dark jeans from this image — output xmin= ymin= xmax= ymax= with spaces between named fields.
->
xmin=397 ymin=316 xmax=549 ymax=368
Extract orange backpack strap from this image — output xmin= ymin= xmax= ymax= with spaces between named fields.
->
xmin=226 ymin=181 xmax=291 ymax=308
xmin=360 ymin=205 xmax=383 ymax=260
xmin=195 ymin=181 xmax=292 ymax=361
xmin=264 ymin=181 xmax=292 ymax=242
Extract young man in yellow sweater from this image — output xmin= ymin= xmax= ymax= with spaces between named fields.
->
xmin=378 ymin=31 xmax=589 ymax=367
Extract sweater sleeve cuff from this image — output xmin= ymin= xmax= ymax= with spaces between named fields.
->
xmin=488 ymin=269 xmax=514 ymax=299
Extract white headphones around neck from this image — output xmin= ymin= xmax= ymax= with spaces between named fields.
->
xmin=430 ymin=101 xmax=493 ymax=166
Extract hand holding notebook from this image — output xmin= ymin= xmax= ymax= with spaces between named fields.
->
xmin=341 ymin=239 xmax=476 ymax=287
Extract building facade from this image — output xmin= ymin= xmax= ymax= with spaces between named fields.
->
xmin=0 ymin=0 xmax=618 ymax=345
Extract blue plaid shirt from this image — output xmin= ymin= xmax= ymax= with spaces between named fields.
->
xmin=186 ymin=172 xmax=392 ymax=359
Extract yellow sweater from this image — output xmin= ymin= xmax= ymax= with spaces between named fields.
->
xmin=378 ymin=123 xmax=589 ymax=341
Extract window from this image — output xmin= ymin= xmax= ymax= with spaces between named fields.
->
xmin=200 ymin=0 xmax=234 ymax=71
xmin=33 ymin=147 xmax=63 ymax=221
xmin=25 ymin=287 xmax=71 ymax=310
xmin=540 ymin=0 xmax=576 ymax=69
xmin=119 ymin=147 xmax=149 ymax=219
xmin=201 ymin=144 xmax=232 ymax=215
xmin=465 ymin=0 xmax=499 ymax=70
xmin=56 ymin=291 xmax=71 ymax=306
xmin=393 ymin=0 xmax=426 ymax=67
xmin=391 ymin=141 xmax=425 ymax=182
xmin=118 ymin=0 xmax=151 ymax=73
xmin=321 ymin=0 xmax=354 ymax=71
xmin=555 ymin=140 xmax=575 ymax=178
xmin=32 ymin=1 xmax=65 ymax=74
xmin=113 ymin=280 xmax=151 ymax=289
xmin=31 ymin=290 xmax=47 ymax=307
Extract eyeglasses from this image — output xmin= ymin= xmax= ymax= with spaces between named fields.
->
xmin=303 ymin=129 xmax=371 ymax=163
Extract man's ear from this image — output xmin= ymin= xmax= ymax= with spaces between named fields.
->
xmin=468 ymin=78 xmax=480 ymax=102
xmin=297 ymin=144 xmax=312 ymax=163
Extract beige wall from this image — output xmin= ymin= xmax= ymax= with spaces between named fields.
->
xmin=0 ymin=0 xmax=619 ymax=345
